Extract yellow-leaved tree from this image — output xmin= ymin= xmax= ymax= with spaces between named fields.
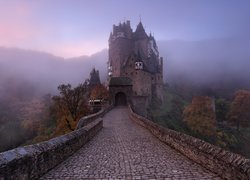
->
xmin=228 ymin=89 xmax=250 ymax=130
xmin=183 ymin=96 xmax=216 ymax=137
xmin=52 ymin=83 xmax=90 ymax=135
xmin=90 ymin=84 xmax=109 ymax=101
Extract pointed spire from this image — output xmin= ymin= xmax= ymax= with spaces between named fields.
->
xmin=134 ymin=21 xmax=148 ymax=40
xmin=135 ymin=21 xmax=145 ymax=32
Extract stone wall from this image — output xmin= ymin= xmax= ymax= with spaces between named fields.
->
xmin=76 ymin=106 xmax=112 ymax=129
xmin=128 ymin=106 xmax=250 ymax=180
xmin=0 ymin=117 xmax=104 ymax=179
xmin=131 ymin=96 xmax=148 ymax=117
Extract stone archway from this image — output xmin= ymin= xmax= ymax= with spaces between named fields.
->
xmin=115 ymin=92 xmax=127 ymax=106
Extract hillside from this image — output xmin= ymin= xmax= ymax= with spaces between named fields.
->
xmin=1 ymin=36 xmax=250 ymax=98
xmin=0 ymin=47 xmax=108 ymax=97
xmin=0 ymin=36 xmax=250 ymax=152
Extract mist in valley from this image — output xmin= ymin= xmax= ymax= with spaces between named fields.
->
xmin=0 ymin=35 xmax=250 ymax=152
xmin=1 ymin=35 xmax=250 ymax=101
xmin=0 ymin=47 xmax=108 ymax=100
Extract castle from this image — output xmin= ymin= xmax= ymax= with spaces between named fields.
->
xmin=107 ymin=20 xmax=164 ymax=115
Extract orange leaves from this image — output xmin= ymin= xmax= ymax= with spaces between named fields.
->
xmin=183 ymin=96 xmax=216 ymax=136
xmin=52 ymin=83 xmax=90 ymax=135
xmin=90 ymin=84 xmax=109 ymax=100
xmin=228 ymin=90 xmax=250 ymax=129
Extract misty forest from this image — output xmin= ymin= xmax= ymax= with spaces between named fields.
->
xmin=0 ymin=36 xmax=250 ymax=158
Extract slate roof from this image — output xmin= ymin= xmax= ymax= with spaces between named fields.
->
xmin=134 ymin=22 xmax=148 ymax=39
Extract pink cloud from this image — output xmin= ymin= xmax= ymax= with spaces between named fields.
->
xmin=45 ymin=40 xmax=107 ymax=58
xmin=0 ymin=1 xmax=41 ymax=46
xmin=0 ymin=2 xmax=107 ymax=57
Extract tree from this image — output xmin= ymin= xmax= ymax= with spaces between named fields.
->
xmin=52 ymin=83 xmax=90 ymax=134
xmin=228 ymin=90 xmax=250 ymax=130
xmin=183 ymin=96 xmax=216 ymax=137
xmin=90 ymin=84 xmax=109 ymax=101
xmin=215 ymin=98 xmax=230 ymax=122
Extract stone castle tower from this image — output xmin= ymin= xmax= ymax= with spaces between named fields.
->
xmin=108 ymin=20 xmax=163 ymax=115
xmin=89 ymin=68 xmax=101 ymax=87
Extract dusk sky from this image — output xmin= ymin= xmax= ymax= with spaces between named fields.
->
xmin=0 ymin=0 xmax=249 ymax=58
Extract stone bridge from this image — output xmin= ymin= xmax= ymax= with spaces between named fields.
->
xmin=0 ymin=106 xmax=249 ymax=179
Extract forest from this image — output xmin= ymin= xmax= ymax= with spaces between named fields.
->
xmin=1 ymin=71 xmax=249 ymax=159
xmin=0 ymin=38 xmax=249 ymax=157
xmin=0 ymin=69 xmax=109 ymax=152
xmin=149 ymin=78 xmax=250 ymax=158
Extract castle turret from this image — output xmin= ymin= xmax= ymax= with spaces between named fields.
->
xmin=89 ymin=68 xmax=101 ymax=87
xmin=108 ymin=20 xmax=134 ymax=77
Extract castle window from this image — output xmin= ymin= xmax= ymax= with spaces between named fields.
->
xmin=116 ymin=32 xmax=125 ymax=38
xmin=135 ymin=62 xmax=143 ymax=70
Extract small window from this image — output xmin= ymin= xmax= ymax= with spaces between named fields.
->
xmin=135 ymin=62 xmax=143 ymax=70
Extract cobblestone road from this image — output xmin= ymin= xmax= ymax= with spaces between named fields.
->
xmin=41 ymin=107 xmax=221 ymax=179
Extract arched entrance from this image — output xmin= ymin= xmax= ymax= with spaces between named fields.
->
xmin=115 ymin=92 xmax=127 ymax=106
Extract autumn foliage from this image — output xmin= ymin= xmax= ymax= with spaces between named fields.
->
xmin=52 ymin=83 xmax=90 ymax=135
xmin=183 ymin=96 xmax=216 ymax=136
xmin=90 ymin=84 xmax=109 ymax=100
xmin=228 ymin=90 xmax=250 ymax=129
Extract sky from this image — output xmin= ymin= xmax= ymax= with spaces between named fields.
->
xmin=0 ymin=0 xmax=249 ymax=58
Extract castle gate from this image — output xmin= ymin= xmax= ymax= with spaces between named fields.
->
xmin=115 ymin=92 xmax=127 ymax=106
xmin=109 ymin=77 xmax=132 ymax=106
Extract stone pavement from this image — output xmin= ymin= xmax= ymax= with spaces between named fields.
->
xmin=41 ymin=107 xmax=221 ymax=180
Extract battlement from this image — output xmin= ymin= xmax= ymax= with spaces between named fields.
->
xmin=109 ymin=20 xmax=133 ymax=41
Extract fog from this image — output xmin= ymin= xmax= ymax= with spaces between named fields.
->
xmin=159 ymin=37 xmax=250 ymax=84
xmin=0 ymin=36 xmax=250 ymax=100
xmin=0 ymin=47 xmax=108 ymax=99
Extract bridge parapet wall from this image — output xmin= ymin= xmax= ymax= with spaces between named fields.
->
xmin=76 ymin=106 xmax=113 ymax=129
xmin=0 ymin=106 xmax=113 ymax=179
xmin=129 ymin=106 xmax=250 ymax=180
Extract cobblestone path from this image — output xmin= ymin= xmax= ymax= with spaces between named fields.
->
xmin=41 ymin=107 xmax=221 ymax=180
